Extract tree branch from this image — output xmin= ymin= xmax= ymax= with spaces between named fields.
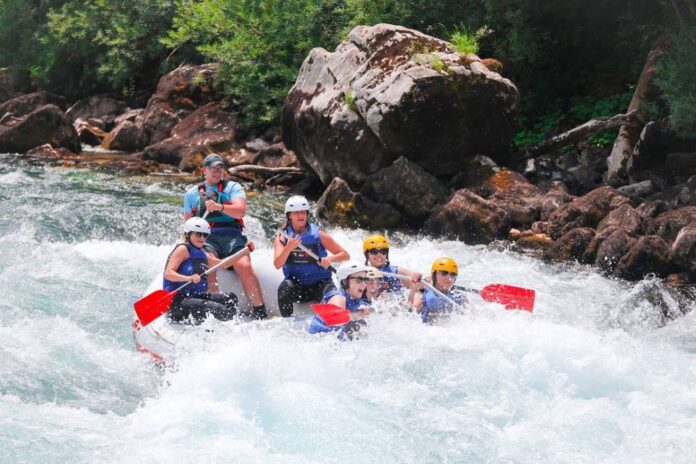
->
xmin=521 ymin=111 xmax=641 ymax=158
xmin=227 ymin=165 xmax=304 ymax=177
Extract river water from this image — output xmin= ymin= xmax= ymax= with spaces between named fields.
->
xmin=1 ymin=154 xmax=695 ymax=463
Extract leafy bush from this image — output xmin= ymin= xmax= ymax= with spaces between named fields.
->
xmin=165 ymin=0 xmax=345 ymax=131
xmin=657 ymin=26 xmax=696 ymax=138
xmin=42 ymin=0 xmax=176 ymax=99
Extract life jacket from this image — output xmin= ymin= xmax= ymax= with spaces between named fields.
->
xmin=281 ymin=223 xmax=331 ymax=285
xmin=163 ymin=243 xmax=209 ymax=297
xmin=191 ymin=180 xmax=245 ymax=233
xmin=420 ymin=288 xmax=466 ymax=323
xmin=377 ymin=264 xmax=402 ymax=294
xmin=308 ymin=289 xmax=370 ymax=334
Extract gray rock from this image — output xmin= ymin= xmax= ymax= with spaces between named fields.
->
xmin=282 ymin=23 xmax=519 ymax=185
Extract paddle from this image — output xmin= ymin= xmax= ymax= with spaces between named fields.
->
xmin=380 ymin=270 xmax=465 ymax=311
xmin=277 ymin=228 xmax=338 ymax=273
xmin=310 ymin=303 xmax=352 ymax=326
xmin=381 ymin=271 xmax=535 ymax=312
xmin=134 ymin=245 xmax=252 ymax=327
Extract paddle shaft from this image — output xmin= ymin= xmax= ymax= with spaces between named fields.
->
xmin=167 ymin=245 xmax=250 ymax=297
xmin=277 ymin=228 xmax=338 ymax=273
xmin=380 ymin=270 xmax=464 ymax=311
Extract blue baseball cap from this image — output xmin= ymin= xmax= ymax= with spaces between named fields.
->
xmin=203 ymin=153 xmax=225 ymax=167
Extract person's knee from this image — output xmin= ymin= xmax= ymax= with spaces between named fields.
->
xmin=234 ymin=257 xmax=255 ymax=276
xmin=277 ymin=279 xmax=296 ymax=317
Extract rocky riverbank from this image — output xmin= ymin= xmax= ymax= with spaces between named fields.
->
xmin=1 ymin=24 xmax=694 ymax=285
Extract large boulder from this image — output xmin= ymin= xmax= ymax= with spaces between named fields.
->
xmin=614 ymin=235 xmax=673 ymax=281
xmin=650 ymin=206 xmax=696 ymax=243
xmin=542 ymin=227 xmax=596 ymax=262
xmin=595 ymin=203 xmax=644 ymax=236
xmin=253 ymin=142 xmax=299 ymax=169
xmin=102 ymin=120 xmax=140 ymax=152
xmin=478 ymin=170 xmax=543 ymax=227
xmin=65 ymin=96 xmax=127 ymax=130
xmin=592 ymin=228 xmax=637 ymax=273
xmin=424 ymin=189 xmax=509 ymax=244
xmin=315 ymin=177 xmax=403 ymax=228
xmin=140 ymin=63 xmax=221 ymax=147
xmin=361 ymin=156 xmax=449 ymax=224
xmin=0 ymin=91 xmax=67 ymax=118
xmin=669 ymin=222 xmax=696 ymax=272
xmin=547 ymin=186 xmax=631 ymax=239
xmin=141 ymin=102 xmax=237 ymax=170
xmin=0 ymin=104 xmax=80 ymax=153
xmin=282 ymin=23 xmax=519 ymax=186
xmin=539 ymin=183 xmax=574 ymax=221
xmin=74 ymin=118 xmax=107 ymax=146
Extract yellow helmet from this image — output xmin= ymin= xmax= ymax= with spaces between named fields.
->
xmin=363 ymin=234 xmax=389 ymax=252
xmin=431 ymin=257 xmax=458 ymax=275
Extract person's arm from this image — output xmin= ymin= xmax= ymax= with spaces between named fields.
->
xmin=318 ymin=230 xmax=350 ymax=268
xmin=408 ymin=284 xmax=425 ymax=312
xmin=204 ymin=180 xmax=247 ymax=218
xmin=205 ymin=197 xmax=247 ymax=218
xmin=164 ymin=246 xmax=200 ymax=283
xmin=395 ymin=266 xmax=423 ymax=290
xmin=183 ymin=189 xmax=195 ymax=221
xmin=326 ymin=293 xmax=346 ymax=309
xmin=273 ymin=233 xmax=302 ymax=269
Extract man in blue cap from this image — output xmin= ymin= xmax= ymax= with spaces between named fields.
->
xmin=183 ymin=153 xmax=267 ymax=319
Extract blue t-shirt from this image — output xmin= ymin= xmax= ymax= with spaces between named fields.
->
xmin=183 ymin=180 xmax=246 ymax=214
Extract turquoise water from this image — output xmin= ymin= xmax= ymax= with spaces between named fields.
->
xmin=1 ymin=155 xmax=694 ymax=463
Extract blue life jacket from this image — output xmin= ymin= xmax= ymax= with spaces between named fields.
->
xmin=163 ymin=243 xmax=209 ymax=297
xmin=192 ymin=180 xmax=244 ymax=234
xmin=308 ymin=289 xmax=370 ymax=334
xmin=376 ymin=264 xmax=402 ymax=294
xmin=281 ymin=223 xmax=331 ymax=285
xmin=421 ymin=288 xmax=466 ymax=323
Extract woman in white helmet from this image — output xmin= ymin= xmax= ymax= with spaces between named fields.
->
xmin=162 ymin=217 xmax=238 ymax=323
xmin=273 ymin=195 xmax=349 ymax=317
xmin=307 ymin=261 xmax=374 ymax=335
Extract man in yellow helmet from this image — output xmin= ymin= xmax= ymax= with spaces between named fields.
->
xmin=362 ymin=233 xmax=421 ymax=300
xmin=409 ymin=257 xmax=467 ymax=323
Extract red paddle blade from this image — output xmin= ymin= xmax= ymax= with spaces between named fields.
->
xmin=480 ymin=284 xmax=535 ymax=312
xmin=134 ymin=289 xmax=175 ymax=326
xmin=311 ymin=304 xmax=351 ymax=326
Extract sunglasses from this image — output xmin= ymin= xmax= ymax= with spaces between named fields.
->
xmin=368 ymin=248 xmax=389 ymax=255
xmin=191 ymin=231 xmax=210 ymax=238
xmin=437 ymin=271 xmax=457 ymax=277
xmin=349 ymin=276 xmax=371 ymax=283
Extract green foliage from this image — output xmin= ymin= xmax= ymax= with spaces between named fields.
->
xmin=412 ymin=53 xmax=447 ymax=72
xmin=514 ymin=104 xmax=565 ymax=148
xmin=343 ymin=89 xmax=355 ymax=111
xmin=341 ymin=0 xmax=482 ymax=37
xmin=657 ymin=26 xmax=696 ymax=138
xmin=41 ymin=0 xmax=176 ymax=99
xmin=165 ymin=0 xmax=345 ymax=131
xmin=449 ymin=24 xmax=492 ymax=55
xmin=0 ymin=0 xmax=67 ymax=91
xmin=514 ymin=91 xmax=631 ymax=149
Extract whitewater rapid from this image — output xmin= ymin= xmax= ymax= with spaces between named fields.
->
xmin=1 ymin=157 xmax=694 ymax=463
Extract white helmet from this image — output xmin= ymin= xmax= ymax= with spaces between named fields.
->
xmin=365 ymin=266 xmax=383 ymax=279
xmin=285 ymin=195 xmax=310 ymax=213
xmin=336 ymin=260 xmax=372 ymax=281
xmin=183 ymin=217 xmax=211 ymax=235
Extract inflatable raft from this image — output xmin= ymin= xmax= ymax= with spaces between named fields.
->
xmin=133 ymin=258 xmax=314 ymax=365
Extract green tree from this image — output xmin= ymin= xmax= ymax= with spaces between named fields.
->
xmin=165 ymin=0 xmax=346 ymax=131
xmin=657 ymin=26 xmax=696 ymax=137
xmin=41 ymin=0 xmax=177 ymax=100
